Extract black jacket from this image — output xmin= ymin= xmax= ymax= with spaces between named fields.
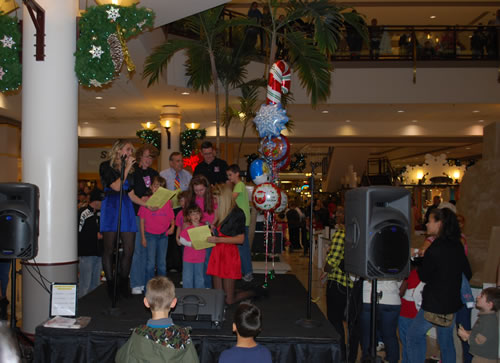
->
xmin=193 ymin=158 xmax=228 ymax=185
xmin=418 ymin=236 xmax=472 ymax=314
xmin=78 ymin=206 xmax=102 ymax=256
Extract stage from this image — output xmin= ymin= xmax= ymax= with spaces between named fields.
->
xmin=34 ymin=274 xmax=341 ymax=363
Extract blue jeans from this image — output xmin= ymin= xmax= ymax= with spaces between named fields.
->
xmin=238 ymin=226 xmax=253 ymax=276
xmin=145 ymin=232 xmax=168 ymax=283
xmin=0 ymin=260 xmax=11 ymax=297
xmin=455 ymin=304 xmax=472 ymax=363
xmin=360 ymin=303 xmax=400 ymax=363
xmin=183 ymin=261 xmax=205 ymax=288
xmin=130 ymin=216 xmax=147 ymax=289
xmin=78 ymin=256 xmax=102 ymax=298
xmin=203 ymin=247 xmax=212 ymax=288
xmin=398 ymin=315 xmax=414 ymax=363
xmin=407 ymin=309 xmax=456 ymax=363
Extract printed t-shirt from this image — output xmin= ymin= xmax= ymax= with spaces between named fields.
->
xmin=180 ymin=226 xmax=206 ymax=263
xmin=195 ymin=196 xmax=215 ymax=225
xmin=138 ymin=201 xmax=174 ymax=234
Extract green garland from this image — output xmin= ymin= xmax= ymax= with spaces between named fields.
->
xmin=0 ymin=12 xmax=21 ymax=92
xmin=180 ymin=128 xmax=207 ymax=157
xmin=75 ymin=4 xmax=154 ymax=87
xmin=136 ymin=129 xmax=161 ymax=150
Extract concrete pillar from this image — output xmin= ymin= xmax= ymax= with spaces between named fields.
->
xmin=0 ymin=121 xmax=20 ymax=182
xmin=21 ymin=0 xmax=78 ymax=334
xmin=159 ymin=105 xmax=181 ymax=170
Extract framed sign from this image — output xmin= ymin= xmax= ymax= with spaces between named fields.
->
xmin=50 ymin=283 xmax=77 ymax=317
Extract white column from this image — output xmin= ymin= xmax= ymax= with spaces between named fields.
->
xmin=159 ymin=120 xmax=181 ymax=170
xmin=21 ymin=0 xmax=78 ymax=334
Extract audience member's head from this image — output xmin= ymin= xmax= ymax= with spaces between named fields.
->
xmin=169 ymin=152 xmax=184 ymax=172
xmin=428 ymin=207 xmax=461 ymax=241
xmin=477 ymin=287 xmax=500 ymax=312
xmin=233 ymin=303 xmax=263 ymax=338
xmin=88 ymin=188 xmax=104 ymax=209
xmin=144 ymin=276 xmax=176 ymax=313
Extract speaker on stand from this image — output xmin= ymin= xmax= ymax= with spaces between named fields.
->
xmin=344 ymin=186 xmax=411 ymax=362
xmin=0 ymin=183 xmax=40 ymax=353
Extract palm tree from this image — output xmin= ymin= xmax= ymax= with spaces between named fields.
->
xmin=143 ymin=6 xmax=252 ymax=154
xmin=262 ymin=0 xmax=367 ymax=105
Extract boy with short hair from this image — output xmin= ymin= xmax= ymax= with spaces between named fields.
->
xmin=115 ymin=276 xmax=199 ymax=363
xmin=458 ymin=287 xmax=500 ymax=363
xmin=219 ymin=303 xmax=272 ymax=363
xmin=226 ymin=164 xmax=253 ymax=282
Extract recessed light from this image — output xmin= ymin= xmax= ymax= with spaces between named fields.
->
xmin=321 ymin=110 xmax=329 ymax=114
xmin=212 ymin=120 xmax=217 ymax=124
xmin=472 ymin=110 xmax=480 ymax=113
xmin=345 ymin=119 xmax=351 ymax=123
xmin=411 ymin=120 xmax=418 ymax=123
xmin=397 ymin=110 xmax=405 ymax=113
xmin=430 ymin=15 xmax=436 ymax=19
xmin=95 ymin=96 xmax=103 ymax=100
xmin=466 ymin=147 xmax=471 ymax=150
xmin=478 ymin=119 xmax=484 ymax=123
xmin=109 ymin=106 xmax=116 ymax=110
xmin=83 ymin=121 xmax=89 ymax=125
xmin=181 ymin=92 xmax=190 ymax=95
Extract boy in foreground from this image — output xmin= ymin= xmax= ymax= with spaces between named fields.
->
xmin=219 ymin=303 xmax=272 ymax=363
xmin=115 ymin=276 xmax=199 ymax=363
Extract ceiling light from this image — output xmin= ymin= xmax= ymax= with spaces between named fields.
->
xmin=430 ymin=15 xmax=436 ymax=19
xmin=212 ymin=120 xmax=217 ymax=124
xmin=181 ymin=92 xmax=190 ymax=95
xmin=321 ymin=110 xmax=329 ymax=114
xmin=411 ymin=120 xmax=418 ymax=123
xmin=345 ymin=119 xmax=351 ymax=123
xmin=478 ymin=119 xmax=484 ymax=123
xmin=466 ymin=147 xmax=471 ymax=150
xmin=397 ymin=110 xmax=405 ymax=113
xmin=83 ymin=121 xmax=89 ymax=125
xmin=185 ymin=122 xmax=200 ymax=130
xmin=472 ymin=110 xmax=480 ymax=113
xmin=109 ymin=106 xmax=116 ymax=110
xmin=95 ymin=96 xmax=103 ymax=100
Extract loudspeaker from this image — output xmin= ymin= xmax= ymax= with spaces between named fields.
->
xmin=345 ymin=186 xmax=410 ymax=279
xmin=0 ymin=183 xmax=39 ymax=259
xmin=171 ymin=288 xmax=225 ymax=329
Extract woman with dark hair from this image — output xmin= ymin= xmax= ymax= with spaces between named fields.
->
xmin=407 ymin=208 xmax=472 ymax=363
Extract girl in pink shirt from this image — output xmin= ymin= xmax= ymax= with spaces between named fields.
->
xmin=179 ymin=205 xmax=206 ymax=288
xmin=138 ymin=176 xmax=175 ymax=283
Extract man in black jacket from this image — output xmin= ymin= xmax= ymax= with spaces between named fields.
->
xmin=193 ymin=141 xmax=228 ymax=185
xmin=78 ymin=188 xmax=104 ymax=298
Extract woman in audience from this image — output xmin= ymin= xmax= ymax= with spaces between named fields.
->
xmin=407 ymin=208 xmax=472 ymax=363
xmin=99 ymin=139 xmax=151 ymax=298
xmin=186 ymin=175 xmax=216 ymax=288
xmin=207 ymin=184 xmax=255 ymax=305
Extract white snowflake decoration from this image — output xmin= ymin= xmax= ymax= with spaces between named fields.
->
xmin=106 ymin=7 xmax=121 ymax=22
xmin=137 ymin=20 xmax=146 ymax=29
xmin=89 ymin=79 xmax=102 ymax=87
xmin=0 ymin=67 xmax=5 ymax=80
xmin=0 ymin=35 xmax=15 ymax=49
xmin=89 ymin=45 xmax=104 ymax=59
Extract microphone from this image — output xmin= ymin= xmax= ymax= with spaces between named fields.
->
xmin=121 ymin=154 xmax=127 ymax=165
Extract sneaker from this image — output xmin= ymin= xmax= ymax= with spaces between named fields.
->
xmin=131 ymin=286 xmax=144 ymax=295
xmin=242 ymin=273 xmax=254 ymax=282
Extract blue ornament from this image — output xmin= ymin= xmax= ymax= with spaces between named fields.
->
xmin=249 ymin=158 xmax=271 ymax=185
xmin=253 ymin=103 xmax=289 ymax=138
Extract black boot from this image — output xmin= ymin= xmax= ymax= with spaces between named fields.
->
xmin=119 ymin=277 xmax=131 ymax=298
xmin=0 ymin=297 xmax=9 ymax=320
xmin=106 ymin=280 xmax=116 ymax=300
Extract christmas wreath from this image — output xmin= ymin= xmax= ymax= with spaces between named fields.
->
xmin=136 ymin=129 xmax=161 ymax=150
xmin=180 ymin=128 xmax=206 ymax=157
xmin=75 ymin=4 xmax=154 ymax=87
xmin=0 ymin=12 xmax=21 ymax=92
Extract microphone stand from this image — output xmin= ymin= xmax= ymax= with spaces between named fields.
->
xmin=296 ymin=162 xmax=321 ymax=328
xmin=111 ymin=157 xmax=126 ymax=310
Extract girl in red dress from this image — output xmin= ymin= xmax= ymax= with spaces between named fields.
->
xmin=207 ymin=184 xmax=255 ymax=305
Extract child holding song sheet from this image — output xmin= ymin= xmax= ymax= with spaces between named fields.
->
xmin=178 ymin=205 xmax=207 ymax=288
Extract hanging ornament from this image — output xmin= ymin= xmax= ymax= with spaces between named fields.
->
xmin=116 ymin=24 xmax=135 ymax=72
xmin=249 ymin=158 xmax=271 ymax=185
xmin=275 ymin=191 xmax=288 ymax=213
xmin=267 ymin=60 xmax=291 ymax=105
xmin=0 ymin=67 xmax=4 ymax=80
xmin=253 ymin=103 xmax=289 ymax=138
xmin=106 ymin=7 xmax=121 ymax=22
xmin=89 ymin=45 xmax=104 ymax=59
xmin=260 ymin=134 xmax=290 ymax=161
xmin=0 ymin=35 xmax=14 ymax=49
xmin=252 ymin=183 xmax=281 ymax=212
xmin=107 ymin=33 xmax=124 ymax=72
xmin=89 ymin=79 xmax=102 ymax=87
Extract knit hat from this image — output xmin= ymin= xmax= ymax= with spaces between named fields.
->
xmin=89 ymin=188 xmax=104 ymax=202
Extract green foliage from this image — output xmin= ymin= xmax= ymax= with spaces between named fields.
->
xmin=180 ymin=128 xmax=207 ymax=157
xmin=0 ymin=13 xmax=21 ymax=92
xmin=75 ymin=4 xmax=154 ymax=87
xmin=136 ymin=129 xmax=161 ymax=150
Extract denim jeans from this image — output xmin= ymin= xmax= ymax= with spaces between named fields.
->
xmin=407 ymin=308 xmax=456 ymax=363
xmin=145 ymin=232 xmax=168 ymax=283
xmin=398 ymin=315 xmax=413 ymax=363
xmin=360 ymin=303 xmax=400 ymax=363
xmin=455 ymin=304 xmax=472 ymax=363
xmin=183 ymin=261 xmax=205 ymax=288
xmin=203 ymin=247 xmax=212 ymax=288
xmin=78 ymin=256 xmax=102 ymax=298
xmin=130 ymin=216 xmax=147 ymax=289
xmin=238 ymin=226 xmax=253 ymax=276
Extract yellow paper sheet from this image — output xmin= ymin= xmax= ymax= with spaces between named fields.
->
xmin=145 ymin=187 xmax=176 ymax=208
xmin=170 ymin=189 xmax=182 ymax=209
xmin=188 ymin=225 xmax=215 ymax=250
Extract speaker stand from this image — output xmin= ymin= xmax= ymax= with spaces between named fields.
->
xmin=295 ymin=162 xmax=321 ymax=329
xmin=365 ymin=279 xmax=382 ymax=362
